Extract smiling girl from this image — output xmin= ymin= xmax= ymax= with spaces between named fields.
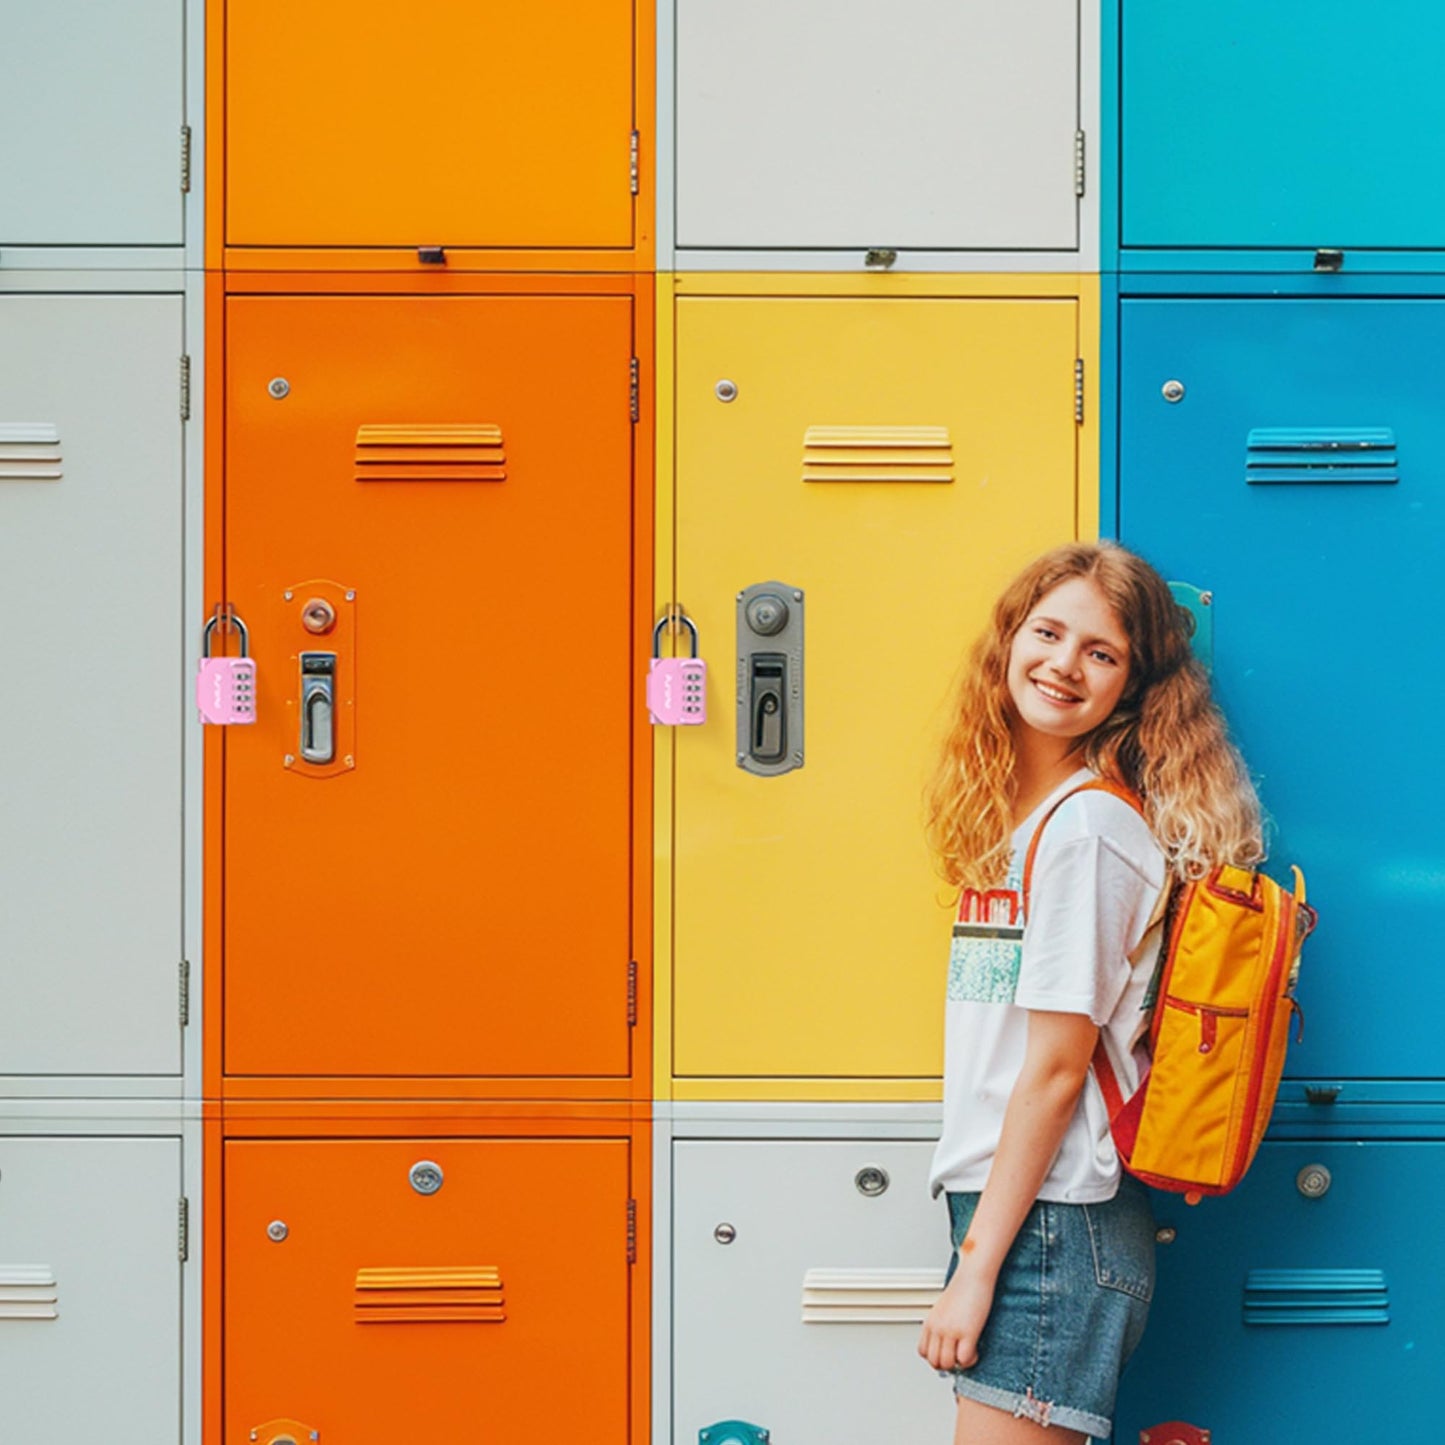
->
xmin=917 ymin=542 xmax=1264 ymax=1444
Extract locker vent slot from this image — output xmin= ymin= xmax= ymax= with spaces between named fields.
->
xmin=354 ymin=1266 xmax=505 ymax=1324
xmin=0 ymin=1266 xmax=59 ymax=1320
xmin=1243 ymin=1269 xmax=1388 ymax=1326
xmin=354 ymin=424 xmax=507 ymax=483
xmin=802 ymin=426 xmax=954 ymax=484
xmin=0 ymin=423 xmax=62 ymax=481
xmin=1245 ymin=428 xmax=1397 ymax=485
xmin=801 ymin=1267 xmax=945 ymax=1324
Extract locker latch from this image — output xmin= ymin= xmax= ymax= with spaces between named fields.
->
xmin=299 ymin=652 xmax=336 ymax=765
xmin=736 ymin=582 xmax=804 ymax=776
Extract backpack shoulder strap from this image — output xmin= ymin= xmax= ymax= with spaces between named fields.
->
xmin=1020 ymin=777 xmax=1145 ymax=921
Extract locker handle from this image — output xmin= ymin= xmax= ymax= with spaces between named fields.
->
xmin=299 ymin=652 xmax=336 ymax=765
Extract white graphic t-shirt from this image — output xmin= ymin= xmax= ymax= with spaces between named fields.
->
xmin=929 ymin=768 xmax=1167 ymax=1204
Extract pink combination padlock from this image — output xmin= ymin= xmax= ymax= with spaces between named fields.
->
xmin=196 ymin=611 xmax=257 ymax=725
xmin=647 ymin=613 xmax=706 ymax=725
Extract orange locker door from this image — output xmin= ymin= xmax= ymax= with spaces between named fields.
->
xmin=226 ymin=1 xmax=636 ymax=249
xmin=223 ymin=295 xmax=635 ymax=1078
xmin=225 ymin=1137 xmax=632 ymax=1443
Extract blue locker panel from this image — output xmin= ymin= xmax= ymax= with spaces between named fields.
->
xmin=1119 ymin=298 xmax=1444 ymax=1082
xmin=1122 ymin=0 xmax=1445 ymax=251
xmin=1116 ymin=1141 xmax=1444 ymax=1442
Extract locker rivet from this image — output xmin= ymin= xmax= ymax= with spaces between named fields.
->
xmin=792 ymin=751 xmax=803 ymax=764
xmin=1296 ymin=1164 xmax=1332 ymax=1199
xmin=268 ymin=378 xmax=291 ymax=400
xmin=1199 ymin=591 xmax=1213 ymax=606
xmin=267 ymin=1220 xmax=289 ymax=1242
xmin=410 ymin=1160 xmax=444 ymax=1195
xmin=1155 ymin=1226 xmax=1177 ymax=1245
xmin=284 ymin=591 xmax=294 ymax=601
xmin=737 ymin=753 xmax=747 ymax=764
xmin=345 ymin=590 xmax=356 ymax=602
xmin=344 ymin=755 xmax=355 ymax=767
xmin=855 ymin=1165 xmax=890 ymax=1197
xmin=715 ymin=379 xmax=738 ymax=403
xmin=1161 ymin=380 xmax=1185 ymax=403
xmin=714 ymin=1222 xmax=737 ymax=1245
xmin=284 ymin=754 xmax=295 ymax=767
xmin=792 ymin=590 xmax=803 ymax=601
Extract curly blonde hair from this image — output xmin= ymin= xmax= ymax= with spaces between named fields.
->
xmin=924 ymin=541 xmax=1264 ymax=890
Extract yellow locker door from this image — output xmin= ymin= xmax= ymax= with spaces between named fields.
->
xmin=673 ymin=295 xmax=1080 ymax=1086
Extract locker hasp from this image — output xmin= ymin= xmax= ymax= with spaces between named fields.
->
xmin=197 ymin=610 xmax=257 ymax=725
xmin=648 ymin=612 xmax=707 ymax=725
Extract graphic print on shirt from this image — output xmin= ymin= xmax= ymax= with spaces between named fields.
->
xmin=947 ymin=860 xmax=1024 ymax=1005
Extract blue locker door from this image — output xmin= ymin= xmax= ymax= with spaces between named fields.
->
xmin=1123 ymin=0 xmax=1445 ymax=250
xmin=1119 ymin=298 xmax=1445 ymax=1081
xmin=1116 ymin=1142 xmax=1444 ymax=1441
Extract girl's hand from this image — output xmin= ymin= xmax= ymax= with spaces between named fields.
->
xmin=917 ymin=1259 xmax=996 ymax=1373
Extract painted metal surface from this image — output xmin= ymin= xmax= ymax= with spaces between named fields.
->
xmin=670 ymin=293 xmax=1080 ymax=1083
xmin=0 ymin=1135 xmax=182 ymax=1443
xmin=1122 ymin=0 xmax=1445 ymax=254
xmin=0 ymin=293 xmax=184 ymax=1077
xmin=672 ymin=1138 xmax=952 ymax=1443
xmin=1117 ymin=1141 xmax=1444 ymax=1441
xmin=225 ymin=1136 xmax=631 ymax=1443
xmin=222 ymin=293 xmax=635 ymax=1079
xmin=226 ymin=0 xmax=635 ymax=249
xmin=675 ymin=0 xmax=1078 ymax=253
xmin=0 ymin=0 xmax=183 ymax=247
xmin=1118 ymin=298 xmax=1445 ymax=1081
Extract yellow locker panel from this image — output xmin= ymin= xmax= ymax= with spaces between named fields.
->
xmin=672 ymin=295 xmax=1080 ymax=1084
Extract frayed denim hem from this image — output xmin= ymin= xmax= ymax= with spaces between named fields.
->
xmin=949 ymin=1373 xmax=1112 ymax=1440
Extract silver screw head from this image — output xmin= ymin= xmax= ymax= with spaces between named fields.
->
xmin=410 ymin=1160 xmax=444 ymax=1195
xmin=714 ymin=1222 xmax=737 ymax=1245
xmin=1199 ymin=590 xmax=1213 ymax=606
xmin=268 ymin=377 xmax=291 ymax=400
xmin=283 ymin=590 xmax=294 ymax=601
xmin=792 ymin=750 xmax=804 ymax=764
xmin=1296 ymin=1163 xmax=1332 ymax=1199
xmin=267 ymin=1220 xmax=289 ymax=1242
xmin=714 ymin=379 xmax=738 ymax=403
xmin=283 ymin=754 xmax=295 ymax=767
xmin=855 ymin=1165 xmax=890 ymax=1197
xmin=1155 ymin=1226 xmax=1177 ymax=1245
xmin=1162 ymin=379 xmax=1185 ymax=403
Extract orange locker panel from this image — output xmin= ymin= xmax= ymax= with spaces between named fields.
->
xmin=222 ymin=294 xmax=635 ymax=1079
xmin=225 ymin=1136 xmax=632 ymax=1443
xmin=225 ymin=1 xmax=636 ymax=250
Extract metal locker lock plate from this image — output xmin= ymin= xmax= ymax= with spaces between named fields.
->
xmin=713 ymin=1222 xmax=737 ymax=1245
xmin=854 ymin=1166 xmax=890 ymax=1198
xmin=409 ymin=1160 xmax=444 ymax=1196
xmin=1296 ymin=1164 xmax=1332 ymax=1200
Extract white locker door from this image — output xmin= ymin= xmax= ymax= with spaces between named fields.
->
xmin=0 ymin=1136 xmax=182 ymax=1444
xmin=0 ymin=294 xmax=185 ymax=1076
xmin=0 ymin=0 xmax=184 ymax=246
xmin=673 ymin=1140 xmax=956 ymax=1443
xmin=676 ymin=0 xmax=1079 ymax=251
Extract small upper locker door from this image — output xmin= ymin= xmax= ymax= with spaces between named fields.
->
xmin=226 ymin=0 xmax=636 ymax=250
xmin=676 ymin=0 xmax=1079 ymax=254
xmin=0 ymin=0 xmax=184 ymax=246
xmin=0 ymin=294 xmax=184 ymax=1077
xmin=223 ymin=293 xmax=635 ymax=1079
xmin=671 ymin=295 xmax=1079 ymax=1083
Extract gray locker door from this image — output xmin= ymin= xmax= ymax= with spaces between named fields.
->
xmin=676 ymin=0 xmax=1079 ymax=251
xmin=673 ymin=1140 xmax=956 ymax=1443
xmin=0 ymin=1 xmax=184 ymax=246
xmin=0 ymin=295 xmax=184 ymax=1075
xmin=0 ymin=1136 xmax=182 ymax=1444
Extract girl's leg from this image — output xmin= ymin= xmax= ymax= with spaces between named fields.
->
xmin=952 ymin=1394 xmax=1088 ymax=1445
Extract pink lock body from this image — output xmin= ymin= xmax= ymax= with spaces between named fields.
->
xmin=646 ymin=657 xmax=706 ymax=725
xmin=197 ymin=656 xmax=258 ymax=725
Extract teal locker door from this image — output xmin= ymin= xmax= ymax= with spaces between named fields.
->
xmin=1123 ymin=0 xmax=1445 ymax=251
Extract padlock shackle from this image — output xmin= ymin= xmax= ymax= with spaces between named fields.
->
xmin=652 ymin=609 xmax=699 ymax=659
xmin=203 ymin=609 xmax=250 ymax=658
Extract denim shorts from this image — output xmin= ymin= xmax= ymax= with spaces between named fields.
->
xmin=942 ymin=1175 xmax=1155 ymax=1440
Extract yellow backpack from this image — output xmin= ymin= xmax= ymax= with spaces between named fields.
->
xmin=1023 ymin=780 xmax=1318 ymax=1204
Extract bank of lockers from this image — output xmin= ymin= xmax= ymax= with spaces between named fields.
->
xmin=0 ymin=1 xmax=185 ymax=249
xmin=0 ymin=1135 xmax=183 ymax=1443
xmin=669 ymin=292 xmax=1082 ymax=1086
xmin=224 ymin=0 xmax=638 ymax=254
xmin=1116 ymin=1141 xmax=1443 ymax=1440
xmin=1118 ymin=296 xmax=1444 ymax=1081
xmin=1122 ymin=0 xmax=1445 ymax=255
xmin=672 ymin=1138 xmax=952 ymax=1443
xmin=225 ymin=1136 xmax=633 ymax=1443
xmin=0 ymin=293 xmax=185 ymax=1078
xmin=675 ymin=0 xmax=1081 ymax=258
xmin=221 ymin=291 xmax=639 ymax=1080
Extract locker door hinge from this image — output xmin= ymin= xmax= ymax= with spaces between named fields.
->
xmin=179 ymin=959 xmax=191 ymax=1027
xmin=629 ymin=357 xmax=640 ymax=424
xmin=630 ymin=131 xmax=640 ymax=196
xmin=1074 ymin=130 xmax=1086 ymax=199
xmin=179 ymin=355 xmax=192 ymax=422
xmin=627 ymin=959 xmax=638 ymax=1026
xmin=626 ymin=1198 xmax=637 ymax=1264
xmin=181 ymin=125 xmax=193 ymax=194
xmin=178 ymin=1197 xmax=190 ymax=1263
xmin=1074 ymin=358 xmax=1085 ymax=425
